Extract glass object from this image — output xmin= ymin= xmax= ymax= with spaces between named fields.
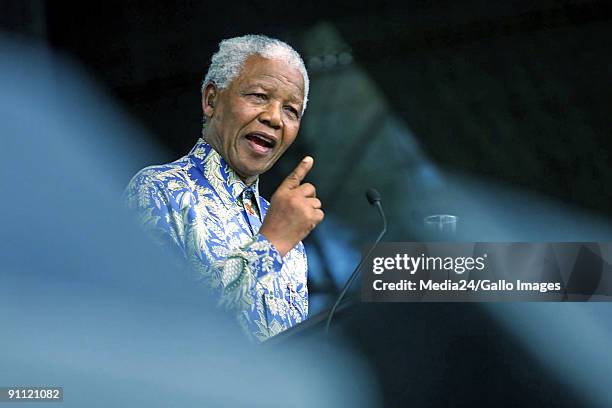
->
xmin=423 ymin=214 xmax=458 ymax=240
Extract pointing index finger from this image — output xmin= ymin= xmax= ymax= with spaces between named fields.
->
xmin=282 ymin=156 xmax=313 ymax=189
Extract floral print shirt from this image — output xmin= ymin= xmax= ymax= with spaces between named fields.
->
xmin=125 ymin=138 xmax=308 ymax=341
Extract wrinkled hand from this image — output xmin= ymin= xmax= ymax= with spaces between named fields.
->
xmin=259 ymin=156 xmax=324 ymax=257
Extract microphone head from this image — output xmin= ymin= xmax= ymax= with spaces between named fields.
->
xmin=366 ymin=188 xmax=381 ymax=205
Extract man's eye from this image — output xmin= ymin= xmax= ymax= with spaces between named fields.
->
xmin=248 ymin=93 xmax=267 ymax=101
xmin=284 ymin=106 xmax=300 ymax=119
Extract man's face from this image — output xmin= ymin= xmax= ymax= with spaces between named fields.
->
xmin=203 ymin=55 xmax=305 ymax=184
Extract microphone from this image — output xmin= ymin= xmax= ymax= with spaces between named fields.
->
xmin=325 ymin=188 xmax=387 ymax=336
xmin=366 ymin=188 xmax=381 ymax=205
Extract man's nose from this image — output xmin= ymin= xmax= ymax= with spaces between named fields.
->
xmin=258 ymin=102 xmax=282 ymax=130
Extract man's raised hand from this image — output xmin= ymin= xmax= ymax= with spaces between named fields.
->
xmin=259 ymin=156 xmax=324 ymax=257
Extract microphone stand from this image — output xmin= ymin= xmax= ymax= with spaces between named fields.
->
xmin=325 ymin=190 xmax=387 ymax=337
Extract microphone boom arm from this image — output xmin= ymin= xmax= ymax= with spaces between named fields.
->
xmin=325 ymin=197 xmax=387 ymax=336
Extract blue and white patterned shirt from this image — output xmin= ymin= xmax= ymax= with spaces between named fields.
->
xmin=125 ymin=138 xmax=308 ymax=342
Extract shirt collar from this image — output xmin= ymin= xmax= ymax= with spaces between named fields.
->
xmin=188 ymin=138 xmax=261 ymax=210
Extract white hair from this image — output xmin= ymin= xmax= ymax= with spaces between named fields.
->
xmin=202 ymin=34 xmax=309 ymax=114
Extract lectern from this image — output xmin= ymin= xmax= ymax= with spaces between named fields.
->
xmin=269 ymin=301 xmax=583 ymax=407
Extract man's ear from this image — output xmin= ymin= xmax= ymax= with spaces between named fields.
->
xmin=202 ymin=83 xmax=218 ymax=119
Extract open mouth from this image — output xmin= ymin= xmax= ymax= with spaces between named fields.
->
xmin=244 ymin=132 xmax=276 ymax=151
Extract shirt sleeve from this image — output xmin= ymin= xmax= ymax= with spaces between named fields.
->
xmin=124 ymin=170 xmax=188 ymax=258
xmin=124 ymin=170 xmax=308 ymax=341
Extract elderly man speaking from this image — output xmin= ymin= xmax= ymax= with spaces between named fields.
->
xmin=125 ymin=35 xmax=323 ymax=342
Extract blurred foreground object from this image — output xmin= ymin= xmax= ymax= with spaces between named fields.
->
xmin=0 ymin=36 xmax=379 ymax=408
